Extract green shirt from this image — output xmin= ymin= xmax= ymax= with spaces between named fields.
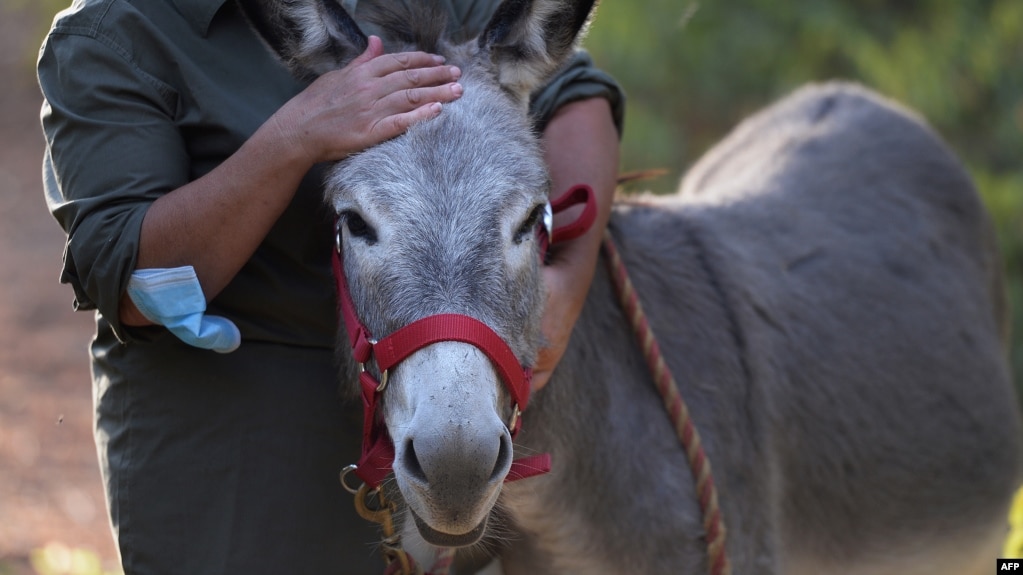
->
xmin=40 ymin=0 xmax=624 ymax=355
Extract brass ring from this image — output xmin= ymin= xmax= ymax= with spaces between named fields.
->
xmin=508 ymin=404 xmax=522 ymax=432
xmin=339 ymin=464 xmax=362 ymax=495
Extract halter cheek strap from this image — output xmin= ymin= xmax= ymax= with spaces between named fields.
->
xmin=335 ymin=185 xmax=596 ymax=489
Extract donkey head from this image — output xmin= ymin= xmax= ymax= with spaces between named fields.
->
xmin=239 ymin=0 xmax=596 ymax=551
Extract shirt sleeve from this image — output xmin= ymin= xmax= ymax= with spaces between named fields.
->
xmin=39 ymin=30 xmax=188 ymax=343
xmin=528 ymin=48 xmax=625 ymax=137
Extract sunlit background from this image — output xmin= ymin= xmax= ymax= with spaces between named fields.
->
xmin=584 ymin=1 xmax=1022 ymax=396
xmin=1 ymin=0 xmax=1020 ymax=572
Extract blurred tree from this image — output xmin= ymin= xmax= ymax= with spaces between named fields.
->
xmin=584 ymin=0 xmax=1023 ymax=399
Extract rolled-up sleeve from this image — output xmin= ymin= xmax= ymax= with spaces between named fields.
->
xmin=39 ymin=30 xmax=187 ymax=342
xmin=528 ymin=49 xmax=625 ymax=137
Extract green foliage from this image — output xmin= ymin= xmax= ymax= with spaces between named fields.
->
xmin=583 ymin=0 xmax=1023 ymax=398
xmin=29 ymin=544 xmax=120 ymax=575
xmin=1007 ymin=486 xmax=1023 ymax=557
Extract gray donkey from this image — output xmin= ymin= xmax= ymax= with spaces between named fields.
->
xmin=237 ymin=0 xmax=1022 ymax=573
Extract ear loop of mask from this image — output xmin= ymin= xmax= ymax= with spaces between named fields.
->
xmin=126 ymin=266 xmax=242 ymax=353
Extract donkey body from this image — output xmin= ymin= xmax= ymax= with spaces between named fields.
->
xmin=238 ymin=0 xmax=1021 ymax=573
xmin=502 ymin=82 xmax=1021 ymax=575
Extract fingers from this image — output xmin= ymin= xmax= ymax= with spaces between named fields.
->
xmin=349 ymin=37 xmax=462 ymax=114
xmin=294 ymin=39 xmax=463 ymax=159
xmin=371 ymin=64 xmax=461 ymax=105
xmin=369 ymin=63 xmax=462 ymax=133
xmin=397 ymin=63 xmax=462 ymax=90
xmin=367 ymin=48 xmax=447 ymax=77
xmin=376 ymin=57 xmax=462 ymax=109
xmin=352 ymin=35 xmax=459 ymax=97
xmin=370 ymin=102 xmax=444 ymax=141
xmin=349 ymin=35 xmax=386 ymax=68
xmin=386 ymin=81 xmax=464 ymax=111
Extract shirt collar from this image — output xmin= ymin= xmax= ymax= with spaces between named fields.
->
xmin=170 ymin=0 xmax=231 ymax=36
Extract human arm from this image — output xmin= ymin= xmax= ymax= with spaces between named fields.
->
xmin=531 ymin=96 xmax=620 ymax=391
xmin=118 ymin=36 xmax=463 ymax=326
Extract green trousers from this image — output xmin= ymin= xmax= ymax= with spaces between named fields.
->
xmin=93 ymin=331 xmax=384 ymax=574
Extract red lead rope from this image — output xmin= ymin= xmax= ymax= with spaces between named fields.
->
xmin=334 ymin=185 xmax=597 ymax=490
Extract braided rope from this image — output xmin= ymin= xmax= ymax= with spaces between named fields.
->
xmin=602 ymin=232 xmax=731 ymax=575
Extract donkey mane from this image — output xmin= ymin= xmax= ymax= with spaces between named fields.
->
xmin=357 ymin=0 xmax=451 ymax=53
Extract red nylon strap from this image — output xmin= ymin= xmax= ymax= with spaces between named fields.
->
xmin=550 ymin=184 xmax=597 ymax=245
xmin=354 ymin=441 xmax=395 ymax=488
xmin=354 ymin=372 xmax=396 ymax=487
xmin=333 ymin=243 xmax=531 ymax=415
xmin=505 ymin=453 xmax=553 ymax=482
xmin=332 ymin=234 xmax=374 ymax=365
xmin=374 ymin=314 xmax=531 ymax=411
xmin=334 ymin=233 xmax=538 ymax=488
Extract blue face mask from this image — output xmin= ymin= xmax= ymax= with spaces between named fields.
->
xmin=126 ymin=266 xmax=241 ymax=353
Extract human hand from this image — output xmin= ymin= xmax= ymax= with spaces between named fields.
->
xmin=269 ymin=35 xmax=463 ymax=166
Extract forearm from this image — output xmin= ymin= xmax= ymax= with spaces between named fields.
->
xmin=116 ymin=77 xmax=321 ymax=330
xmin=119 ymin=122 xmax=313 ymax=326
xmin=119 ymin=38 xmax=463 ymax=326
xmin=533 ymin=96 xmax=619 ymax=389
xmin=544 ymin=97 xmax=619 ymax=271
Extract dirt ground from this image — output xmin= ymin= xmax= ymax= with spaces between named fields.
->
xmin=0 ymin=5 xmax=121 ymax=573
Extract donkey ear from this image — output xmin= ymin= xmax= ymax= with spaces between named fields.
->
xmin=238 ymin=0 xmax=368 ymax=80
xmin=479 ymin=0 xmax=597 ymax=102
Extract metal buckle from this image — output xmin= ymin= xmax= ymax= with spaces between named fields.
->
xmin=508 ymin=403 xmax=522 ymax=434
xmin=542 ymin=201 xmax=553 ymax=240
xmin=375 ymin=369 xmax=389 ymax=392
xmin=357 ymin=339 xmax=389 ymax=392
xmin=340 ymin=464 xmax=362 ymax=495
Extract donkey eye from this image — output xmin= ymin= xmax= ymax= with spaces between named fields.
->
xmin=341 ymin=210 xmax=377 ymax=244
xmin=513 ymin=204 xmax=546 ymax=245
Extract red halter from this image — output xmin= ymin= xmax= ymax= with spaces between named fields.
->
xmin=334 ymin=185 xmax=597 ymax=489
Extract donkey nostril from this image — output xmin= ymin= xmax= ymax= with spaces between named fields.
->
xmin=489 ymin=432 xmax=513 ymax=483
xmin=403 ymin=438 xmax=428 ymax=484
xmin=402 ymin=431 xmax=512 ymax=486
